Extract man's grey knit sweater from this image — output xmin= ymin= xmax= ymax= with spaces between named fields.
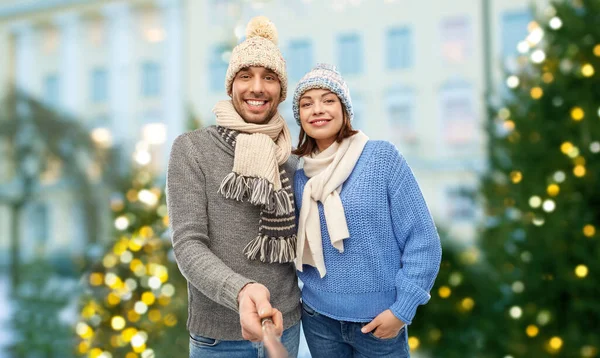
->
xmin=166 ymin=125 xmax=301 ymax=340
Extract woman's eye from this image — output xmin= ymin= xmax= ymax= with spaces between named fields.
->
xmin=301 ymin=103 xmax=311 ymax=108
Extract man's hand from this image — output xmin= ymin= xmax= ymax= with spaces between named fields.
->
xmin=238 ymin=283 xmax=283 ymax=341
xmin=360 ymin=309 xmax=405 ymax=339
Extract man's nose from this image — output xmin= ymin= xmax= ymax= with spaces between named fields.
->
xmin=250 ymin=77 xmax=265 ymax=95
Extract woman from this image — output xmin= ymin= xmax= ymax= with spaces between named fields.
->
xmin=292 ymin=64 xmax=442 ymax=358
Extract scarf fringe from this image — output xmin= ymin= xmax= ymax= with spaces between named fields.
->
xmin=219 ymin=172 xmax=293 ymax=215
xmin=243 ymin=234 xmax=297 ymax=263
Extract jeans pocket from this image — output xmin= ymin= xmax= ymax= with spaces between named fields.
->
xmin=301 ymin=302 xmax=318 ymax=317
xmin=189 ymin=333 xmax=220 ymax=348
xmin=367 ymin=325 xmax=405 ymax=342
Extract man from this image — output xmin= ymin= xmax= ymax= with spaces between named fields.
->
xmin=166 ymin=16 xmax=300 ymax=357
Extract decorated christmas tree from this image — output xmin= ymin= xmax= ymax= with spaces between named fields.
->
xmin=76 ymin=166 xmax=189 ymax=357
xmin=478 ymin=0 xmax=600 ymax=356
xmin=76 ymin=110 xmax=203 ymax=357
xmin=407 ymin=232 xmax=500 ymax=357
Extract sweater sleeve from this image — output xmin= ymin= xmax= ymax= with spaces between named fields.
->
xmin=166 ymin=133 xmax=254 ymax=312
xmin=385 ymin=143 xmax=442 ymax=325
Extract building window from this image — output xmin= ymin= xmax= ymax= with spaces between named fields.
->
xmin=445 ymin=186 xmax=476 ymax=221
xmin=501 ymin=10 xmax=532 ymax=58
xmin=337 ymin=33 xmax=363 ymax=75
xmin=31 ymin=202 xmax=49 ymax=244
xmin=43 ymin=74 xmax=60 ymax=107
xmin=387 ymin=87 xmax=417 ymax=145
xmin=91 ymin=68 xmax=108 ymax=103
xmin=287 ymin=39 xmax=313 ymax=81
xmin=439 ymin=80 xmax=477 ymax=145
xmin=141 ymin=62 xmax=161 ymax=97
xmin=386 ymin=27 xmax=413 ymax=70
xmin=209 ymin=44 xmax=229 ymax=92
xmin=440 ymin=16 xmax=471 ymax=64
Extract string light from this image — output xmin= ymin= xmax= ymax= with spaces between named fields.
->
xmin=581 ymin=64 xmax=594 ymax=77
xmin=509 ymin=306 xmax=523 ymax=319
xmin=571 ymin=107 xmax=585 ymax=121
xmin=583 ymin=224 xmax=596 ymax=237
xmin=537 ymin=310 xmax=551 ymax=325
xmin=408 ymin=337 xmax=420 ymax=350
xmin=529 ymin=196 xmax=542 ymax=208
xmin=542 ymin=200 xmax=555 ymax=212
xmin=510 ymin=171 xmax=523 ymax=183
xmin=573 ymin=165 xmax=586 ymax=177
xmin=542 ymin=72 xmax=554 ymax=83
xmin=560 ymin=142 xmax=573 ymax=154
xmin=549 ymin=336 xmax=563 ymax=351
xmin=498 ymin=108 xmax=511 ymax=119
xmin=532 ymin=216 xmax=545 ymax=226
xmin=547 ymin=184 xmax=560 ymax=196
xmin=549 ymin=16 xmax=562 ymax=29
xmin=553 ymin=171 xmax=566 ymax=183
xmin=530 ymin=87 xmax=543 ymax=99
xmin=512 ymin=281 xmax=525 ymax=293
xmin=531 ymin=49 xmax=546 ymax=63
xmin=111 ymin=316 xmax=126 ymax=331
xmin=438 ymin=286 xmax=451 ymax=298
xmin=575 ymin=265 xmax=589 ymax=278
xmin=526 ymin=325 xmax=539 ymax=337
xmin=506 ymin=76 xmax=520 ymax=88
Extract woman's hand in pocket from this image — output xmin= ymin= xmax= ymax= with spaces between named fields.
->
xmin=360 ymin=309 xmax=405 ymax=339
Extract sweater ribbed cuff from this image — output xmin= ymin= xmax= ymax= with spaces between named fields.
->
xmin=219 ymin=273 xmax=255 ymax=312
xmin=390 ymin=280 xmax=431 ymax=325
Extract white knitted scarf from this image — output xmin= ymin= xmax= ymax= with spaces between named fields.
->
xmin=213 ymin=100 xmax=293 ymax=214
xmin=213 ymin=100 xmax=297 ymax=264
xmin=296 ymin=131 xmax=369 ymax=277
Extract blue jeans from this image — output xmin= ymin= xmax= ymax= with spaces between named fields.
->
xmin=189 ymin=321 xmax=300 ymax=358
xmin=301 ymin=302 xmax=410 ymax=358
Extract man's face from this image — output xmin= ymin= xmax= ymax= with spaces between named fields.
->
xmin=231 ymin=66 xmax=282 ymax=124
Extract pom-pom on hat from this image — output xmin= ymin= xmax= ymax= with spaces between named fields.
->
xmin=225 ymin=16 xmax=288 ymax=101
xmin=292 ymin=63 xmax=353 ymax=125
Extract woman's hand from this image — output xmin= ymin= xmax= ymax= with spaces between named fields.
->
xmin=360 ymin=309 xmax=406 ymax=339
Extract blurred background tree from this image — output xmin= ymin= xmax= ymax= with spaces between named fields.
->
xmin=478 ymin=0 xmax=600 ymax=356
xmin=75 ymin=109 xmax=202 ymax=357
xmin=0 ymin=90 xmax=102 ymax=289
xmin=0 ymin=90 xmax=104 ymax=357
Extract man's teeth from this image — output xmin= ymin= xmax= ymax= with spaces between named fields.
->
xmin=247 ymin=100 xmax=266 ymax=106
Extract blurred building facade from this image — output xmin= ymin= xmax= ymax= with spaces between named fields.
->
xmin=0 ymin=0 xmax=542 ymax=267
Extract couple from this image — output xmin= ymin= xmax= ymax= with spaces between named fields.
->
xmin=166 ymin=16 xmax=442 ymax=358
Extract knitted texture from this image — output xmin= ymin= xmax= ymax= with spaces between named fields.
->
xmin=292 ymin=63 xmax=353 ymax=125
xmin=166 ymin=126 xmax=301 ymax=340
xmin=216 ymin=126 xmax=297 ymax=264
xmin=296 ymin=131 xmax=369 ymax=277
xmin=225 ymin=16 xmax=288 ymax=101
xmin=213 ymin=100 xmax=291 ymax=205
xmin=294 ymin=140 xmax=442 ymax=325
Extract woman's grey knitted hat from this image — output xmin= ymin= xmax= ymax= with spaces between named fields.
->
xmin=292 ymin=63 xmax=353 ymax=125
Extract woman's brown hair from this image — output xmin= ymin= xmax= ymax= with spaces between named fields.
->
xmin=292 ymin=103 xmax=358 ymax=157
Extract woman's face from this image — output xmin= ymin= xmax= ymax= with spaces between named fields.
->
xmin=298 ymin=88 xmax=344 ymax=150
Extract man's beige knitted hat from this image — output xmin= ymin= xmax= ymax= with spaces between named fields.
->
xmin=225 ymin=16 xmax=287 ymax=102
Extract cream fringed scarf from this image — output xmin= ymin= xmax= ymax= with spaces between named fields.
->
xmin=296 ymin=131 xmax=369 ymax=277
xmin=213 ymin=100 xmax=296 ymax=263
